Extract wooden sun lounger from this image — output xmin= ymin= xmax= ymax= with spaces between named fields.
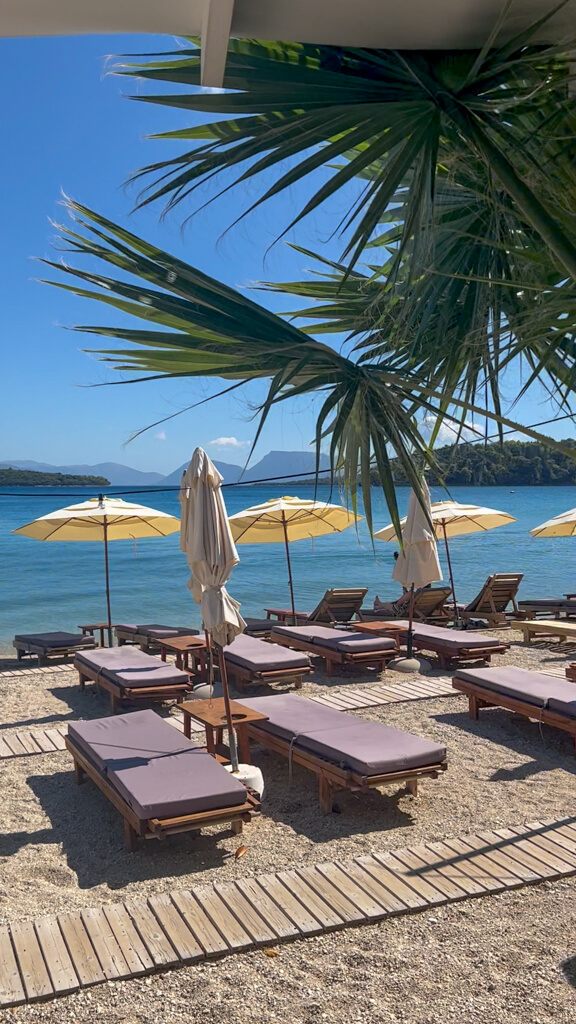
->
xmin=13 ymin=632 xmax=97 ymax=666
xmin=240 ymin=694 xmax=447 ymax=812
xmin=75 ymin=649 xmax=192 ymax=712
xmin=510 ymin=619 xmax=576 ymax=644
xmin=382 ymin=620 xmax=508 ymax=668
xmin=363 ymin=586 xmax=454 ymax=624
xmin=114 ymin=623 xmax=199 ymax=653
xmin=222 ymin=635 xmax=313 ymax=691
xmin=265 ymin=587 xmax=369 ymax=624
xmin=459 ymin=573 xmax=523 ymax=627
xmin=452 ymin=666 xmax=576 ymax=753
xmin=270 ymin=625 xmax=397 ymax=675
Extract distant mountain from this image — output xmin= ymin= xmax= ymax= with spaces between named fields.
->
xmin=162 ymin=460 xmax=244 ymax=486
xmin=0 ymin=460 xmax=165 ymax=486
xmin=243 ymin=450 xmax=330 ymax=483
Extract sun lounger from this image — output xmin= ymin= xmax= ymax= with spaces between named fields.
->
xmin=74 ymin=647 xmax=192 ymax=712
xmin=13 ymin=631 xmax=97 ymax=665
xmin=269 ymin=624 xmax=397 ymax=674
xmin=265 ymin=587 xmax=369 ymax=625
xmin=114 ymin=623 xmax=200 ymax=652
xmin=518 ymin=598 xmax=576 ymax=620
xmin=458 ymin=573 xmax=523 ymax=627
xmin=66 ymin=709 xmax=259 ymax=850
xmin=452 ymin=665 xmax=576 ymax=752
xmin=223 ymin=634 xmax=313 ymax=691
xmin=510 ymin=619 xmax=576 ymax=644
xmin=389 ymin=620 xmax=508 ymax=667
xmin=239 ymin=693 xmax=447 ymax=811
xmin=367 ymin=586 xmax=454 ymax=623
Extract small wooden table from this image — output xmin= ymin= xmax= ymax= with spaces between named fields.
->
xmin=264 ymin=607 xmax=309 ymax=623
xmin=78 ymin=622 xmax=109 ymax=647
xmin=159 ymin=635 xmax=207 ymax=678
xmin=180 ymin=697 xmax=269 ymax=764
xmin=350 ymin=621 xmax=403 ymax=646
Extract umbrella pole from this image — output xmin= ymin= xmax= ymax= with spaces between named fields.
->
xmin=216 ymin=645 xmax=239 ymax=772
xmin=281 ymin=513 xmax=297 ymax=624
xmin=441 ymin=522 xmax=459 ymax=624
xmin=407 ymin=583 xmax=415 ymax=659
xmin=103 ymin=518 xmax=113 ymax=647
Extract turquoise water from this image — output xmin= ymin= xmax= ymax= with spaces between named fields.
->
xmin=1 ymin=483 xmax=575 ymax=650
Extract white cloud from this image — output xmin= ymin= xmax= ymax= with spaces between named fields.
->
xmin=420 ymin=416 xmax=481 ymax=447
xmin=154 ymin=431 xmax=167 ymax=441
xmin=208 ymin=436 xmax=251 ymax=450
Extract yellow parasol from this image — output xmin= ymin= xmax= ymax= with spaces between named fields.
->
xmin=531 ymin=508 xmax=576 ymax=537
xmin=228 ymin=495 xmax=361 ymax=618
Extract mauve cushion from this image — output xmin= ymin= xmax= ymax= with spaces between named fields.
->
xmin=240 ymin=694 xmax=446 ymax=775
xmin=224 ymin=633 xmax=310 ymax=671
xmin=115 ymin=623 xmax=198 ymax=639
xmin=518 ymin=599 xmax=576 ymax=610
xmin=14 ymin=632 xmax=95 ymax=649
xmin=391 ymin=621 xmax=499 ymax=650
xmin=69 ymin=710 xmax=246 ymax=820
xmin=271 ymin=624 xmax=395 ymax=653
xmin=75 ymin=646 xmax=189 ymax=689
xmin=454 ymin=666 xmax=576 ymax=719
xmin=243 ymin=619 xmax=275 ymax=633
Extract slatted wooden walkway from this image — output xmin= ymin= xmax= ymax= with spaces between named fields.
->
xmin=1 ymin=816 xmax=576 ymax=1007
xmin=306 ymin=675 xmax=454 ymax=709
xmin=0 ymin=724 xmax=68 ymax=759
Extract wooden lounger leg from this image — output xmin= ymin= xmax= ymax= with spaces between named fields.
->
xmin=78 ymin=671 xmax=86 ymax=690
xmin=124 ymin=820 xmax=137 ymax=852
xmin=73 ymin=761 xmax=85 ymax=786
xmin=469 ymin=695 xmax=479 ymax=720
xmin=295 ymin=674 xmax=303 ymax=690
xmin=407 ymin=778 xmax=418 ymax=797
xmin=318 ymin=776 xmax=335 ymax=813
xmin=325 ymin=658 xmax=334 ymax=676
xmin=231 ymin=819 xmax=243 ymax=835
xmin=110 ymin=693 xmax=118 ymax=714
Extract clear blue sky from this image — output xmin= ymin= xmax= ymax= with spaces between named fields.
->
xmin=0 ymin=33 xmax=572 ymax=476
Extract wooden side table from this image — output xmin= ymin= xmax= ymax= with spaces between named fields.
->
xmin=180 ymin=697 xmax=269 ymax=764
xmin=159 ymin=636 xmax=207 ymax=679
xmin=78 ymin=622 xmax=109 ymax=647
xmin=351 ymin=621 xmax=402 ymax=648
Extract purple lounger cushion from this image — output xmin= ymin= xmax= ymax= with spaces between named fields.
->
xmin=518 ymin=600 xmax=576 ymax=610
xmin=240 ymin=694 xmax=446 ymax=776
xmin=69 ymin=710 xmax=247 ymax=820
xmin=271 ymin=624 xmax=395 ymax=653
xmin=75 ymin=647 xmax=189 ymax=690
xmin=115 ymin=624 xmax=199 ymax=639
xmin=454 ymin=666 xmax=576 ymax=719
xmin=14 ymin=632 xmax=95 ymax=649
xmin=224 ymin=634 xmax=310 ymax=671
xmin=392 ymin=621 xmax=499 ymax=650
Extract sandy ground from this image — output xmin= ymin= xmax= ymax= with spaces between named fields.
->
xmin=1 ymin=628 xmax=576 ymax=1020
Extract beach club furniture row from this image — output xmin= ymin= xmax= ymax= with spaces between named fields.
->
xmin=114 ymin=623 xmax=200 ymax=652
xmin=66 ymin=709 xmax=260 ymax=851
xmin=518 ymin=598 xmax=576 ymax=619
xmin=240 ymin=694 xmax=448 ymax=812
xmin=75 ymin=647 xmax=192 ymax=712
xmin=510 ymin=619 xmax=576 ymax=644
xmin=264 ymin=587 xmax=369 ymax=624
xmin=222 ymin=633 xmax=312 ymax=691
xmin=388 ymin=620 xmax=509 ymax=667
xmin=367 ymin=586 xmax=454 ymax=624
xmin=270 ymin=624 xmax=398 ymax=674
xmin=452 ymin=665 xmax=576 ymax=752
xmin=13 ymin=631 xmax=97 ymax=665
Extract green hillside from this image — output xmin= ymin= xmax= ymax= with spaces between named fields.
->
xmin=0 ymin=468 xmax=110 ymax=487
xmin=390 ymin=439 xmax=576 ymax=486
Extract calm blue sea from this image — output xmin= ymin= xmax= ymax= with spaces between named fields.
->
xmin=1 ymin=483 xmax=575 ymax=651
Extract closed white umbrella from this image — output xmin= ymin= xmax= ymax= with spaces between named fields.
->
xmin=392 ymin=482 xmax=443 ymax=671
xmin=179 ymin=448 xmax=245 ymax=770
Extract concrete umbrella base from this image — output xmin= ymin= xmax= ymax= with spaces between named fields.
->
xmin=388 ymin=656 xmax=432 ymax=674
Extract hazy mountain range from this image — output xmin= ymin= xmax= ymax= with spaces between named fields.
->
xmin=0 ymin=451 xmax=331 ymax=486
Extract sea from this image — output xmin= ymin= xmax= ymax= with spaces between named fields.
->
xmin=1 ymin=483 xmax=575 ymax=653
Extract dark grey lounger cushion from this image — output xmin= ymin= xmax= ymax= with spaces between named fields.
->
xmin=392 ymin=621 xmax=499 ymax=650
xmin=243 ymin=618 xmax=276 ymax=633
xmin=115 ymin=623 xmax=199 ymax=640
xmin=271 ymin=624 xmax=395 ymax=653
xmin=75 ymin=646 xmax=189 ymax=690
xmin=14 ymin=632 xmax=96 ymax=650
xmin=518 ymin=600 xmax=576 ymax=611
xmin=69 ymin=709 xmax=247 ymax=820
xmin=454 ymin=666 xmax=576 ymax=719
xmin=240 ymin=694 xmax=446 ymax=776
xmin=224 ymin=633 xmax=310 ymax=671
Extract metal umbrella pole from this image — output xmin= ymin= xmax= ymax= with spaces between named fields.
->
xmin=406 ymin=584 xmax=415 ymax=659
xmin=281 ymin=512 xmax=297 ymax=623
xmin=440 ymin=521 xmax=459 ymax=623
xmin=102 ymin=512 xmax=113 ymax=647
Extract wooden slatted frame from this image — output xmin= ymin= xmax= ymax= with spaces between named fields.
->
xmin=270 ymin=631 xmax=398 ymax=676
xmin=243 ymin=720 xmax=447 ymax=812
xmin=14 ymin=639 xmax=97 ymax=666
xmin=460 ymin=573 xmax=523 ymax=627
xmin=224 ymin=658 xmax=313 ymax=692
xmin=394 ymin=629 xmax=508 ymax=669
xmin=74 ymin=658 xmax=192 ymax=713
xmin=65 ymin=737 xmax=260 ymax=851
xmin=451 ymin=676 xmax=576 ymax=752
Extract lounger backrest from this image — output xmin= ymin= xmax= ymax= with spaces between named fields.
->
xmin=412 ymin=587 xmax=453 ymax=620
xmin=464 ymin=573 xmax=523 ymax=614
xmin=307 ymin=588 xmax=369 ymax=623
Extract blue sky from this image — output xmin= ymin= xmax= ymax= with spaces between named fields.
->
xmin=0 ymin=33 xmax=572 ymax=476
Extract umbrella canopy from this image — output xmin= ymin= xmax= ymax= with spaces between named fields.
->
xmin=13 ymin=495 xmax=180 ymax=641
xmin=179 ymin=449 xmax=245 ymax=647
xmin=531 ymin=508 xmax=576 ymax=537
xmin=228 ymin=495 xmax=361 ymax=617
xmin=374 ymin=499 xmax=515 ymax=619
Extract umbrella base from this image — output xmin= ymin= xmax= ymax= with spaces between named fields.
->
xmin=388 ymin=656 xmax=432 ymax=674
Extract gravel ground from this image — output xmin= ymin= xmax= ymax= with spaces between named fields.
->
xmin=1 ymin=628 xmax=576 ymax=1021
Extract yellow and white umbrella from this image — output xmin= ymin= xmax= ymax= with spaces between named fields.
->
xmin=374 ymin=500 xmax=515 ymax=618
xmin=393 ymin=483 xmax=442 ymax=669
xmin=531 ymin=508 xmax=576 ymax=537
xmin=228 ymin=495 xmax=361 ymax=618
xmin=13 ymin=495 xmax=180 ymax=643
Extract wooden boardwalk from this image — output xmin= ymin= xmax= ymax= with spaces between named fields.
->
xmin=0 ymin=724 xmax=68 ymax=759
xmin=1 ymin=816 xmax=576 ymax=1007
